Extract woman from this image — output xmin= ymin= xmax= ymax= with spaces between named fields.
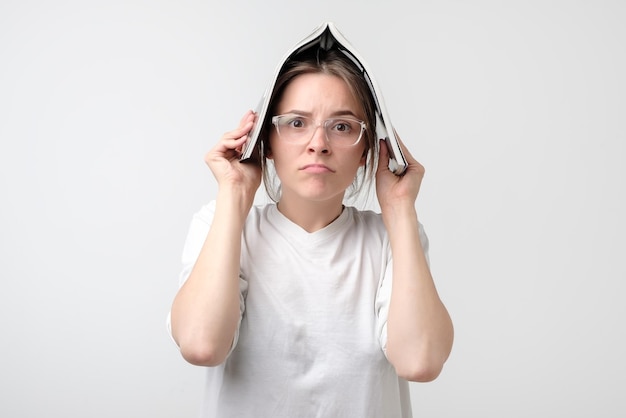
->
xmin=169 ymin=46 xmax=453 ymax=417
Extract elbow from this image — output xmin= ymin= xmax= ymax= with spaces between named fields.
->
xmin=387 ymin=342 xmax=451 ymax=382
xmin=170 ymin=317 xmax=235 ymax=367
xmin=387 ymin=323 xmax=454 ymax=382
xmin=394 ymin=360 xmax=444 ymax=382
xmin=179 ymin=341 xmax=228 ymax=367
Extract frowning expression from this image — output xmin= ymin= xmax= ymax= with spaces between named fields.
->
xmin=268 ymin=73 xmax=367 ymax=204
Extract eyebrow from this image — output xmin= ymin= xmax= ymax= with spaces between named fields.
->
xmin=281 ymin=109 xmax=362 ymax=119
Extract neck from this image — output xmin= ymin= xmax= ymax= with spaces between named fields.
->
xmin=277 ymin=195 xmax=345 ymax=233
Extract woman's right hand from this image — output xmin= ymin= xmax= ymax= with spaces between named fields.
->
xmin=204 ymin=110 xmax=262 ymax=198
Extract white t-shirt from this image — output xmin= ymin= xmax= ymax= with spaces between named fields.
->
xmin=172 ymin=201 xmax=430 ymax=418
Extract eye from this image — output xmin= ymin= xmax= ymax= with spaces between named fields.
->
xmin=329 ymin=120 xmax=354 ymax=134
xmin=284 ymin=116 xmax=308 ymax=129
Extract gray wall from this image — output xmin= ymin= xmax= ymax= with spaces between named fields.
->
xmin=1 ymin=0 xmax=624 ymax=417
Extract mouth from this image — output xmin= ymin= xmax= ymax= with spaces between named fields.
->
xmin=300 ymin=163 xmax=335 ymax=173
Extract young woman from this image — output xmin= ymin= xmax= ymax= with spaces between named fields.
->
xmin=169 ymin=46 xmax=453 ymax=417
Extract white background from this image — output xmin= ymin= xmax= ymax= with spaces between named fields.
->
xmin=1 ymin=0 xmax=625 ymax=417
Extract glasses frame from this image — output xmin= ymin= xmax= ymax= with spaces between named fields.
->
xmin=271 ymin=113 xmax=367 ymax=147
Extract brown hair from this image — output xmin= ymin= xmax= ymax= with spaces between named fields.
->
xmin=259 ymin=48 xmax=379 ymax=202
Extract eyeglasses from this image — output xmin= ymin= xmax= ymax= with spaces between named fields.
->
xmin=271 ymin=113 xmax=366 ymax=147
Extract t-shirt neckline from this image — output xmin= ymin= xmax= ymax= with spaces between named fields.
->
xmin=267 ymin=204 xmax=353 ymax=245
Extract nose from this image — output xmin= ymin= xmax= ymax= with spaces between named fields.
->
xmin=307 ymin=124 xmax=330 ymax=154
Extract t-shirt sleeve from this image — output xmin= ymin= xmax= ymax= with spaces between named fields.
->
xmin=375 ymin=222 xmax=430 ymax=356
xmin=166 ymin=200 xmax=248 ymax=355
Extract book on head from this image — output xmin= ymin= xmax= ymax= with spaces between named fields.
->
xmin=240 ymin=22 xmax=408 ymax=175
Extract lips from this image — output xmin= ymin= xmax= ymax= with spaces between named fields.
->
xmin=300 ymin=163 xmax=335 ymax=173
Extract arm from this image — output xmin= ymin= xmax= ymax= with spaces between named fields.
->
xmin=376 ymin=137 xmax=454 ymax=382
xmin=170 ymin=111 xmax=261 ymax=366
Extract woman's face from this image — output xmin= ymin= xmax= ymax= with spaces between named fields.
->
xmin=268 ymin=73 xmax=367 ymax=205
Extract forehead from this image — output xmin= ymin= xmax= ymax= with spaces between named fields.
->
xmin=276 ymin=73 xmax=363 ymax=116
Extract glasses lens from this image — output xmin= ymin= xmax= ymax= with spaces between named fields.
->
xmin=324 ymin=118 xmax=364 ymax=146
xmin=274 ymin=115 xmax=308 ymax=141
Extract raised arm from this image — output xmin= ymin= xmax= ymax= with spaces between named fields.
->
xmin=170 ymin=111 xmax=261 ymax=366
xmin=376 ymin=136 xmax=454 ymax=382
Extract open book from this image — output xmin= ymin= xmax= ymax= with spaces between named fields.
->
xmin=240 ymin=22 xmax=408 ymax=175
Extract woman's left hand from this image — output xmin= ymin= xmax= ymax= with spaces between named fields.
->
xmin=375 ymin=131 xmax=425 ymax=215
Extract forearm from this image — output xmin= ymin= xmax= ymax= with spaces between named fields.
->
xmin=384 ymin=204 xmax=454 ymax=382
xmin=170 ymin=189 xmax=252 ymax=366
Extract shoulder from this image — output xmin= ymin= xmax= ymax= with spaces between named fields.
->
xmin=344 ymin=206 xmax=387 ymax=239
xmin=245 ymin=202 xmax=275 ymax=227
xmin=347 ymin=206 xmax=384 ymax=227
xmin=346 ymin=206 xmax=430 ymax=252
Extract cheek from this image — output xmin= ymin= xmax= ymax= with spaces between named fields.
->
xmin=266 ymin=142 xmax=295 ymax=178
xmin=339 ymin=150 xmax=367 ymax=176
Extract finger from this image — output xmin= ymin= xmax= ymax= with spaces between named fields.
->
xmin=211 ymin=111 xmax=255 ymax=155
xmin=220 ymin=134 xmax=249 ymax=154
xmin=238 ymin=109 xmax=255 ymax=127
xmin=376 ymin=139 xmax=390 ymax=174
xmin=223 ymin=120 xmax=254 ymax=142
xmin=222 ymin=111 xmax=254 ymax=145
xmin=208 ymin=133 xmax=248 ymax=161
